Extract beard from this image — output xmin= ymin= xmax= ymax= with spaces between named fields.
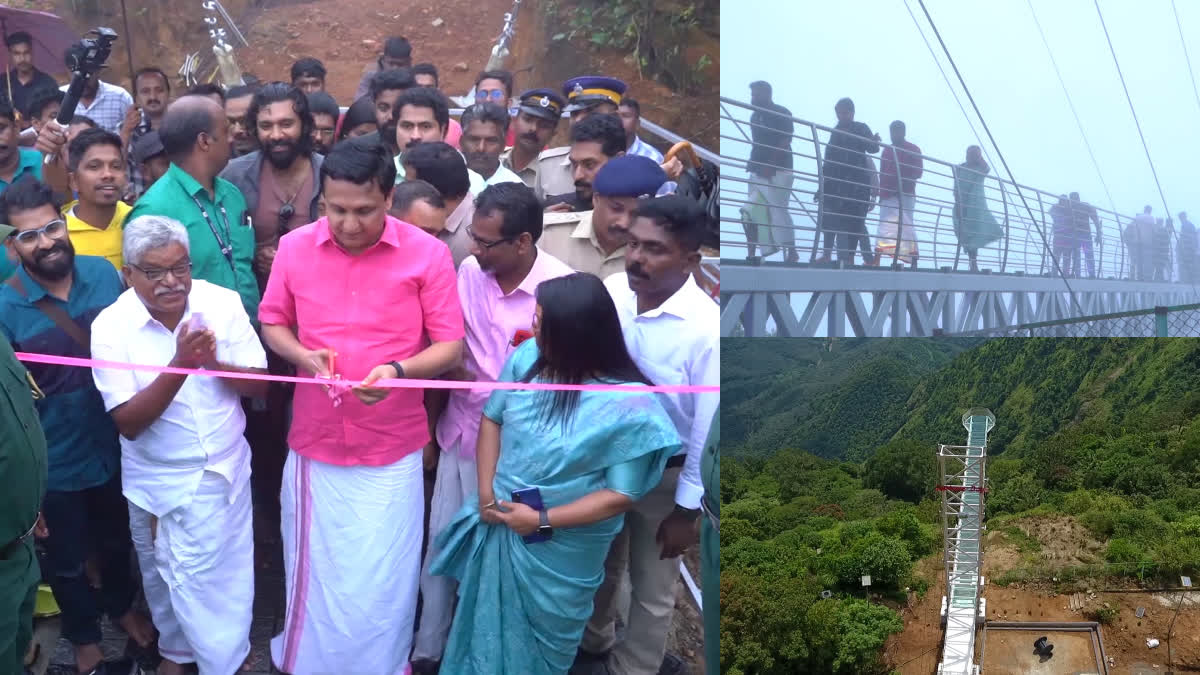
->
xmin=574 ymin=180 xmax=594 ymax=204
xmin=25 ymin=240 xmax=74 ymax=281
xmin=264 ymin=139 xmax=302 ymax=169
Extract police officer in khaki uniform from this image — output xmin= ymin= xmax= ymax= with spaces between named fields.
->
xmin=500 ymin=88 xmax=565 ymax=190
xmin=539 ymin=154 xmax=667 ymax=279
xmin=0 ymin=301 xmax=48 ymax=675
xmin=532 ymin=76 xmax=627 ymax=206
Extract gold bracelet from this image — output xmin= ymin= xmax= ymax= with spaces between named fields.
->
xmin=482 ymin=500 xmax=497 ymax=510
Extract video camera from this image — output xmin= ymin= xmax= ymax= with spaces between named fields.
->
xmin=65 ymin=27 xmax=118 ymax=77
xmin=56 ymin=27 xmax=118 ymax=127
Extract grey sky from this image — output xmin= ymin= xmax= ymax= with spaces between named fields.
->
xmin=722 ymin=0 xmax=1200 ymax=221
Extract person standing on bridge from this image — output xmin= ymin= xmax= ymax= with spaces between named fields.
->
xmin=1179 ymin=211 xmax=1197 ymax=283
xmin=874 ymin=120 xmax=923 ymax=267
xmin=816 ymin=97 xmax=879 ymax=266
xmin=1068 ymin=192 xmax=1101 ymax=278
xmin=743 ymin=81 xmax=797 ymax=262
xmin=952 ymin=145 xmax=1003 ymax=272
xmin=1127 ymin=206 xmax=1155 ymax=281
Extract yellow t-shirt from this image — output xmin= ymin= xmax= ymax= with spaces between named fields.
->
xmin=63 ymin=200 xmax=132 ymax=271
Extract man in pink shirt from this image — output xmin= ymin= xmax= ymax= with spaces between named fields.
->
xmin=411 ymin=182 xmax=573 ymax=670
xmin=874 ymin=120 xmax=924 ymax=266
xmin=258 ymin=137 xmax=464 ymax=675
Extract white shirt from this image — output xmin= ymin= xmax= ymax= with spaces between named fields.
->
xmin=91 ymin=279 xmax=268 ymax=518
xmin=603 ymin=273 xmax=719 ymax=509
xmin=59 ymin=80 xmax=133 ymax=134
xmin=468 ymin=162 xmax=525 ymax=196
xmin=628 ymin=136 xmax=676 ymax=196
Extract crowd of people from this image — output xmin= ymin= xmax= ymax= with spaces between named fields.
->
xmin=0 ymin=27 xmax=720 ymax=675
xmin=739 ymin=81 xmax=1200 ymax=281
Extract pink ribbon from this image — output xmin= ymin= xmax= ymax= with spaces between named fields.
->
xmin=14 ymin=352 xmax=719 ymax=394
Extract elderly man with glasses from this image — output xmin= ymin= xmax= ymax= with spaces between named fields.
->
xmin=90 ymin=214 xmax=268 ymax=675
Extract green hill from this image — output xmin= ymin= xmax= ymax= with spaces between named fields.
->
xmin=720 ymin=338 xmax=1200 ymax=675
xmin=724 ymin=337 xmax=978 ymax=459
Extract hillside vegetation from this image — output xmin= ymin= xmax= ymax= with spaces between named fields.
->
xmin=721 ymin=338 xmax=1200 ymax=675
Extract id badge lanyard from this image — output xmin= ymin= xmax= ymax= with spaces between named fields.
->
xmin=191 ymin=194 xmax=238 ymax=284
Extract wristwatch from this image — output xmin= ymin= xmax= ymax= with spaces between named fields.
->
xmin=388 ymin=361 xmax=405 ymax=379
xmin=673 ymin=504 xmax=702 ymax=521
xmin=537 ymin=509 xmax=554 ymax=539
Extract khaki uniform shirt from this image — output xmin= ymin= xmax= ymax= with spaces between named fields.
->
xmin=440 ymin=195 xmax=476 ymax=268
xmin=500 ymin=147 xmax=538 ymax=189
xmin=538 ymin=210 xmax=626 ymax=279
xmin=532 ymin=146 xmax=575 ymax=202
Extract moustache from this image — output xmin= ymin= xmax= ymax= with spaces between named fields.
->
xmin=34 ymin=242 xmax=70 ymax=261
xmin=574 ymin=180 xmax=591 ymax=190
xmin=521 ymin=133 xmax=539 ymax=143
xmin=154 ymin=285 xmax=187 ymax=296
xmin=627 ymin=263 xmax=647 ymax=279
xmin=266 ymin=140 xmax=296 ymax=152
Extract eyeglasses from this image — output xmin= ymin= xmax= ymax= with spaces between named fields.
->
xmin=314 ymin=128 xmax=336 ymax=139
xmin=10 ymin=219 xmax=66 ymax=245
xmin=131 ymin=261 xmax=192 ymax=282
xmin=466 ymin=225 xmax=515 ymax=249
xmin=475 ymin=89 xmax=506 ymax=102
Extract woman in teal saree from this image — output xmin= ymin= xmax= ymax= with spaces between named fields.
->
xmin=430 ymin=273 xmax=681 ymax=675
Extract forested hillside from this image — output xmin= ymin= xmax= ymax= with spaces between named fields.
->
xmin=721 ymin=339 xmax=1200 ymax=675
xmin=723 ymin=338 xmax=976 ymax=458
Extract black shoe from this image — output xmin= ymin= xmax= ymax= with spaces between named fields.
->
xmin=84 ymin=657 xmax=143 ymax=675
xmin=124 ymin=635 xmax=162 ymax=671
xmin=657 ymin=652 xmax=690 ymax=675
xmin=568 ymin=649 xmax=610 ymax=675
xmin=411 ymin=658 xmax=440 ymax=675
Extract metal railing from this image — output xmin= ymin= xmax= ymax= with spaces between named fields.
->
xmin=721 ymin=97 xmax=1200 ymax=285
xmin=947 ymin=301 xmax=1200 ymax=337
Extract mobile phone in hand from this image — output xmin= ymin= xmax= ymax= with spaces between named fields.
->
xmin=511 ymin=487 xmax=549 ymax=544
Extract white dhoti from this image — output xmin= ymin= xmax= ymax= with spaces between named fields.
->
xmin=128 ymin=470 xmax=254 ymax=674
xmin=412 ymin=445 xmax=478 ymax=661
xmin=272 ymin=450 xmax=424 ymax=675
xmin=875 ymin=194 xmax=919 ymax=263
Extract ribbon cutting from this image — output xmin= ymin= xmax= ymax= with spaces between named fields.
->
xmin=14 ymin=351 xmax=720 ymax=394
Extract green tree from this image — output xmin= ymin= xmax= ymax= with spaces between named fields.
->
xmin=863 ymin=439 xmax=935 ymax=503
xmin=833 ymin=599 xmax=905 ymax=673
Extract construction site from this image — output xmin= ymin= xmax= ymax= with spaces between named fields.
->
xmin=887 ymin=408 xmax=1200 ymax=675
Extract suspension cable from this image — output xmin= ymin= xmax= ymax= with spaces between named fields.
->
xmin=901 ymin=0 xmax=991 ymax=166
xmin=1094 ymin=0 xmax=1172 ymax=222
xmin=1172 ymin=0 xmax=1200 ymax=119
xmin=915 ymin=0 xmax=1082 ymax=312
xmin=1025 ymin=0 xmax=1119 ymax=217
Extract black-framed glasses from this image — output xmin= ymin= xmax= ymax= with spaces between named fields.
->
xmin=11 ymin=219 xmax=66 ymax=245
xmin=131 ymin=261 xmax=192 ymax=282
xmin=466 ymin=225 xmax=515 ymax=249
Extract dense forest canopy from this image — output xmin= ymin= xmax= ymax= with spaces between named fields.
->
xmin=721 ymin=338 xmax=1200 ymax=675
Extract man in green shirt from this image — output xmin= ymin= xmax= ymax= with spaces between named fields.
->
xmin=127 ymin=95 xmax=259 ymax=320
xmin=700 ymin=405 xmax=719 ymax=675
xmin=0 ymin=324 xmax=49 ymax=675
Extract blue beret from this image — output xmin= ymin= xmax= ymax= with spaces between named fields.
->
xmin=563 ymin=75 xmax=627 ymax=112
xmin=593 ymin=155 xmax=667 ymax=198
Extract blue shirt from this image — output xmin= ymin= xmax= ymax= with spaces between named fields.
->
xmin=0 ymin=148 xmax=45 ymax=193
xmin=0 ymin=255 xmax=124 ymax=491
xmin=0 ymin=148 xmax=44 ymax=283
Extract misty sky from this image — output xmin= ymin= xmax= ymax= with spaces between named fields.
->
xmin=722 ymin=0 xmax=1200 ymax=227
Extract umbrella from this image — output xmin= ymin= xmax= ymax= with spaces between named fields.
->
xmin=0 ymin=7 xmax=76 ymax=77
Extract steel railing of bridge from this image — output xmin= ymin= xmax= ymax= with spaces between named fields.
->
xmin=720 ymin=97 xmax=1199 ymax=285
xmin=947 ymin=300 xmax=1200 ymax=337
